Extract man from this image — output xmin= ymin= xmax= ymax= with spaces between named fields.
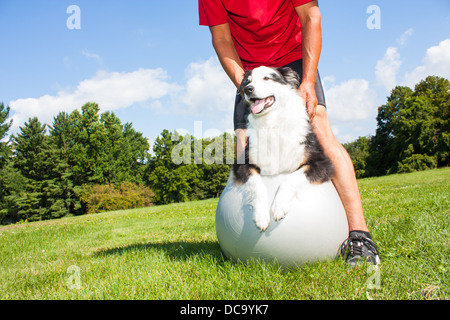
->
xmin=199 ymin=0 xmax=380 ymax=266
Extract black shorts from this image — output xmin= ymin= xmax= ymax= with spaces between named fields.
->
xmin=233 ymin=59 xmax=326 ymax=130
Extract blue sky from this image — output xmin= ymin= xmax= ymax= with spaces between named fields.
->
xmin=1 ymin=0 xmax=449 ymax=145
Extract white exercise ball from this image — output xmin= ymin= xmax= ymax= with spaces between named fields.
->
xmin=215 ymin=174 xmax=349 ymax=268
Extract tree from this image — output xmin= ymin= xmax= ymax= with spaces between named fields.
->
xmin=0 ymin=161 xmax=28 ymax=223
xmin=9 ymin=118 xmax=69 ymax=220
xmin=49 ymin=111 xmax=81 ymax=214
xmin=79 ymin=102 xmax=109 ymax=184
xmin=368 ymin=76 xmax=449 ymax=175
xmin=12 ymin=117 xmax=47 ymax=182
xmin=146 ymin=130 xmax=198 ymax=204
xmin=100 ymin=112 xmax=149 ymax=184
xmin=146 ymin=130 xmax=232 ymax=205
xmin=368 ymin=86 xmax=414 ymax=175
xmin=0 ymin=103 xmax=13 ymax=222
xmin=122 ymin=122 xmax=150 ymax=183
xmin=49 ymin=104 xmax=150 ymax=214
xmin=1 ymin=101 xmax=153 ymax=223
xmin=0 ymin=103 xmax=12 ymax=171
xmin=196 ymin=132 xmax=234 ymax=198
xmin=411 ymin=76 xmax=449 ymax=167
xmin=343 ymin=136 xmax=370 ymax=178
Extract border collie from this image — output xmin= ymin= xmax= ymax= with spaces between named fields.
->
xmin=232 ymin=66 xmax=335 ymax=231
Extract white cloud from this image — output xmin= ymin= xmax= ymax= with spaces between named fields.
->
xmin=375 ymin=46 xmax=402 ymax=91
xmin=8 ymin=57 xmax=237 ymax=135
xmin=403 ymin=38 xmax=450 ymax=87
xmin=179 ymin=57 xmax=236 ymax=115
xmin=324 ymin=78 xmax=377 ymax=123
xmin=375 ymin=38 xmax=450 ymax=92
xmin=9 ymin=68 xmax=180 ymax=132
xmin=397 ymin=28 xmax=414 ymax=46
xmin=328 ymin=37 xmax=450 ymax=143
xmin=81 ymin=49 xmax=104 ymax=66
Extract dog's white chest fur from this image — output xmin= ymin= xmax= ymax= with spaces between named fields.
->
xmin=247 ymin=93 xmax=310 ymax=175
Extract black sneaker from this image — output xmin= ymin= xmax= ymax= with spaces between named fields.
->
xmin=339 ymin=231 xmax=380 ymax=267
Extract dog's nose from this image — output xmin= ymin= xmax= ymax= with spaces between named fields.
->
xmin=244 ymin=85 xmax=254 ymax=95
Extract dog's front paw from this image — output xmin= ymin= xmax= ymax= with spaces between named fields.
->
xmin=271 ymin=194 xmax=291 ymax=222
xmin=252 ymin=203 xmax=271 ymax=231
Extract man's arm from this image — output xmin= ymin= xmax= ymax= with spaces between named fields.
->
xmin=209 ymin=23 xmax=245 ymax=89
xmin=209 ymin=23 xmax=247 ymax=160
xmin=295 ymin=1 xmax=323 ymax=117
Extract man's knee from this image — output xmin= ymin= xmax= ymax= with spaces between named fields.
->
xmin=311 ymin=105 xmax=334 ymax=140
xmin=312 ymin=104 xmax=327 ymax=122
xmin=311 ymin=105 xmax=345 ymax=153
xmin=235 ymin=129 xmax=248 ymax=164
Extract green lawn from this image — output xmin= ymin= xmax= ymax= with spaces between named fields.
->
xmin=1 ymin=168 xmax=448 ymax=300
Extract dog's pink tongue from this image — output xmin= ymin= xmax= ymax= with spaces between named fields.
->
xmin=251 ymin=99 xmax=265 ymax=114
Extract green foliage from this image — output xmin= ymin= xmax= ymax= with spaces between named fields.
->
xmin=81 ymin=182 xmax=153 ymax=214
xmin=397 ymin=154 xmax=437 ymax=173
xmin=49 ymin=103 xmax=150 ymax=187
xmin=146 ymin=130 xmax=232 ymax=205
xmin=349 ymin=76 xmax=449 ymax=177
xmin=0 ymin=103 xmax=12 ymax=171
xmin=0 ymin=102 xmax=13 ymax=222
xmin=1 ymin=102 xmax=151 ymax=223
xmin=343 ymin=136 xmax=370 ymax=178
xmin=0 ymin=162 xmax=28 ymax=223
xmin=5 ymin=118 xmax=71 ymax=221
xmin=0 ymin=100 xmax=232 ymax=222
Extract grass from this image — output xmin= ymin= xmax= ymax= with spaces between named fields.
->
xmin=0 ymin=168 xmax=448 ymax=300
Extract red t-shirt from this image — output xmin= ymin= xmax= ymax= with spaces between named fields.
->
xmin=199 ymin=0 xmax=314 ymax=70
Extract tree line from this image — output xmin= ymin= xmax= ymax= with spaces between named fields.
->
xmin=0 ymin=102 xmax=233 ymax=224
xmin=343 ymin=76 xmax=449 ymax=178
xmin=0 ymin=75 xmax=448 ymax=224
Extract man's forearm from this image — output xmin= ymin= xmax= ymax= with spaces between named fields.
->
xmin=301 ymin=20 xmax=322 ymax=84
xmin=210 ymin=24 xmax=245 ymax=89
xmin=295 ymin=3 xmax=322 ymax=85
xmin=213 ymin=39 xmax=245 ymax=89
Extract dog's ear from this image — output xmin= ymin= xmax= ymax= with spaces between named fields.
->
xmin=277 ymin=67 xmax=300 ymax=89
xmin=237 ymin=70 xmax=252 ymax=95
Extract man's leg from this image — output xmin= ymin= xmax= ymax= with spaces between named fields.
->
xmin=234 ymin=92 xmax=250 ymax=164
xmin=312 ymin=105 xmax=380 ymax=266
xmin=311 ymin=105 xmax=368 ymax=232
xmin=235 ymin=128 xmax=247 ymax=164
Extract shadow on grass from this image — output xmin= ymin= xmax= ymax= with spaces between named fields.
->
xmin=96 ymin=240 xmax=226 ymax=262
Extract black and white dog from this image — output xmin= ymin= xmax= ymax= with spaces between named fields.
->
xmin=232 ymin=66 xmax=334 ymax=231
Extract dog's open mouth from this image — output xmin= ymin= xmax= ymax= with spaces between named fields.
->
xmin=249 ymin=96 xmax=275 ymax=114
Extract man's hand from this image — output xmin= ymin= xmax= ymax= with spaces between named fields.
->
xmin=299 ymin=81 xmax=318 ymax=120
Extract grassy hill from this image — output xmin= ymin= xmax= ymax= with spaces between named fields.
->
xmin=1 ymin=168 xmax=448 ymax=300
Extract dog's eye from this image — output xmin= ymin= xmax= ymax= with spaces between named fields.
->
xmin=263 ymin=77 xmax=270 ymax=81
